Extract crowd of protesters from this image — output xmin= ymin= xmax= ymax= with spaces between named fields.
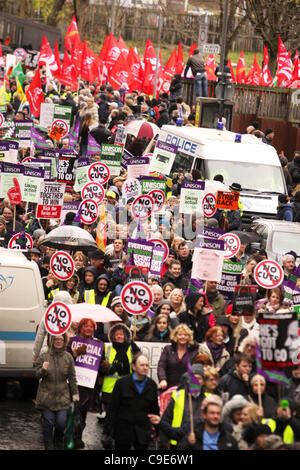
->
xmin=1 ymin=59 xmax=300 ymax=452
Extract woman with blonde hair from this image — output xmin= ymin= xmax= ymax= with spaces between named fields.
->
xmin=157 ymin=324 xmax=199 ymax=390
xmin=169 ymin=288 xmax=186 ymax=315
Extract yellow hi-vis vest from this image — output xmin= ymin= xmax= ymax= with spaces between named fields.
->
xmin=48 ymin=288 xmax=79 ymax=303
xmin=101 ymin=343 xmax=132 ymax=394
xmin=84 ymin=289 xmax=111 ymax=306
xmin=262 ymin=418 xmax=294 ymax=444
xmin=170 ymin=389 xmax=186 ymax=446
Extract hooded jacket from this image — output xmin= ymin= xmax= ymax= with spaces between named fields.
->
xmin=178 ymin=292 xmax=216 ymax=343
xmin=78 ymin=266 xmax=99 ymax=301
xmin=276 ymin=201 xmax=294 ymax=221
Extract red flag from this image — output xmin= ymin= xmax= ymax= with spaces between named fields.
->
xmin=287 ymin=50 xmax=300 ymax=88
xmin=127 ymin=46 xmax=144 ymax=92
xmin=157 ymin=48 xmax=177 ymax=95
xmin=277 ymin=35 xmax=293 ymax=87
xmin=102 ymin=32 xmax=120 ymax=73
xmin=71 ymin=35 xmax=84 ymax=74
xmin=98 ymin=36 xmax=109 ymax=61
xmin=65 ymin=15 xmax=80 ymax=52
xmin=245 ymin=53 xmax=261 ymax=85
xmin=144 ymin=38 xmax=156 ymax=66
xmin=108 ymin=51 xmax=134 ymax=90
xmin=118 ymin=35 xmax=129 ymax=56
xmin=0 ymin=41 xmax=4 ymax=67
xmin=38 ymin=35 xmax=58 ymax=73
xmin=205 ymin=54 xmax=217 ymax=81
xmin=81 ymin=41 xmax=99 ymax=83
xmin=53 ymin=39 xmax=62 ymax=79
xmin=60 ymin=50 xmax=78 ymax=90
xmin=176 ymin=42 xmax=184 ymax=75
xmin=26 ymin=68 xmax=44 ymax=117
xmin=189 ymin=42 xmax=197 ymax=56
xmin=227 ymin=58 xmax=235 ymax=82
xmin=260 ymin=45 xmax=273 ymax=86
xmin=236 ymin=49 xmax=246 ymax=84
xmin=142 ymin=59 xmax=155 ymax=96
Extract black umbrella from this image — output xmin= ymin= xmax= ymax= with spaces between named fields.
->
xmin=38 ymin=225 xmax=98 ymax=252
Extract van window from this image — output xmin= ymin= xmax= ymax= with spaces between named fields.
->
xmin=204 ymin=160 xmax=285 ymax=193
xmin=0 ymin=268 xmax=39 ymax=308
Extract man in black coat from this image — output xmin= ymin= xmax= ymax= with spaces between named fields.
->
xmin=219 ymin=352 xmax=252 ymax=399
xmin=107 ymin=353 xmax=160 ymax=450
xmin=161 ymin=259 xmax=188 ymax=290
xmin=156 ymin=102 xmax=170 ymax=128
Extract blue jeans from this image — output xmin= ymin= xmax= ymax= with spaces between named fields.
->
xmin=194 ymin=72 xmax=208 ymax=97
xmin=42 ymin=409 xmax=68 ymax=443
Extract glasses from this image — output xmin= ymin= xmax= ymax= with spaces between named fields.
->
xmin=54 ymin=338 xmax=64 ymax=342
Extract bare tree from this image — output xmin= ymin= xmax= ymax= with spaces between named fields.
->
xmin=244 ymin=0 xmax=300 ymax=73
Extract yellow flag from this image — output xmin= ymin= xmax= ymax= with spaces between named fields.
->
xmin=0 ymin=85 xmax=6 ymax=105
xmin=16 ymin=78 xmax=25 ymax=102
xmin=96 ymin=203 xmax=107 ymax=252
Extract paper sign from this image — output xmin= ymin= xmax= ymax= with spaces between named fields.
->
xmin=217 ymin=260 xmax=244 ymax=304
xmin=150 ymin=140 xmax=177 ymax=175
xmin=100 ymin=143 xmax=123 ymax=176
xmin=22 ymin=166 xmax=44 ymax=203
xmin=44 ymin=302 xmax=72 ymax=336
xmin=70 ymin=336 xmax=104 ymax=389
xmin=127 ymin=157 xmax=150 ymax=179
xmin=192 ymin=248 xmax=224 ymax=282
xmin=121 ymin=281 xmax=154 ymax=315
xmin=36 ymin=182 xmax=66 ymax=219
xmin=0 ymin=162 xmax=24 ymax=199
xmin=179 ymin=179 xmax=205 ymax=214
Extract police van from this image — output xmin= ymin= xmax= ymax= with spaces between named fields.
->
xmin=0 ymin=249 xmax=46 ymax=391
xmin=145 ymin=125 xmax=287 ymax=226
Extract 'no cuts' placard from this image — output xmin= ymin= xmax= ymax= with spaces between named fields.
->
xmin=88 ymin=162 xmax=110 ymax=185
xmin=219 ymin=233 xmax=241 ymax=259
xmin=121 ymin=281 xmax=154 ymax=315
xmin=81 ymin=181 xmax=105 ymax=205
xmin=44 ymin=302 xmax=72 ymax=336
xmin=50 ymin=251 xmax=75 ymax=281
xmin=8 ymin=232 xmax=33 ymax=250
xmin=80 ymin=199 xmax=98 ymax=225
xmin=131 ymin=194 xmax=154 ymax=219
xmin=202 ymin=193 xmax=217 ymax=217
xmin=254 ymin=260 xmax=284 ymax=289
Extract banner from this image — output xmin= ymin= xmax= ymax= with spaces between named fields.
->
xmin=126 ymin=238 xmax=154 ymax=269
xmin=139 ymin=176 xmax=166 ymax=195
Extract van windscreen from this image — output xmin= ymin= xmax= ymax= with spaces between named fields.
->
xmin=204 ymin=160 xmax=285 ymax=193
xmin=171 ymin=151 xmax=195 ymax=175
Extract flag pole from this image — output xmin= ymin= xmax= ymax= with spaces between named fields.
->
xmin=188 ymin=392 xmax=196 ymax=444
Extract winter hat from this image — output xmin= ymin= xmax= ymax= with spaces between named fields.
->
xmin=111 ymin=296 xmax=122 ymax=309
xmin=158 ymin=219 xmax=170 ymax=229
xmin=52 ymin=290 xmax=73 ymax=305
xmin=89 ymin=249 xmax=105 ymax=260
xmin=222 ymin=394 xmax=250 ymax=422
xmin=185 ymin=292 xmax=204 ymax=311
xmin=191 ymin=363 xmax=205 ymax=379
xmin=33 ymin=228 xmax=46 ymax=239
xmin=278 ymin=194 xmax=290 ymax=204
xmin=108 ymin=322 xmax=132 ymax=343
xmin=280 ymin=397 xmax=295 ymax=412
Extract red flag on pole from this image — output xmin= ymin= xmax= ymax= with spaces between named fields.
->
xmin=38 ymin=35 xmax=58 ymax=73
xmin=65 ymin=15 xmax=80 ymax=52
xmin=227 ymin=58 xmax=235 ymax=83
xmin=277 ymin=35 xmax=293 ymax=87
xmin=245 ymin=53 xmax=261 ymax=85
xmin=108 ymin=51 xmax=134 ymax=90
xmin=205 ymin=54 xmax=217 ymax=81
xmin=60 ymin=50 xmax=78 ymax=90
xmin=127 ymin=46 xmax=144 ymax=92
xmin=176 ymin=42 xmax=185 ymax=75
xmin=236 ymin=49 xmax=246 ymax=84
xmin=80 ymin=41 xmax=99 ymax=83
xmin=53 ymin=39 xmax=62 ymax=79
xmin=71 ymin=35 xmax=84 ymax=75
xmin=26 ymin=68 xmax=44 ymax=117
xmin=260 ymin=45 xmax=273 ymax=86
xmin=102 ymin=32 xmax=120 ymax=73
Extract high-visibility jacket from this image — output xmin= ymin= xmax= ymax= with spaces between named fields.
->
xmin=101 ymin=343 xmax=132 ymax=394
xmin=48 ymin=288 xmax=79 ymax=303
xmin=262 ymin=418 xmax=294 ymax=444
xmin=84 ymin=289 xmax=112 ymax=307
xmin=170 ymin=389 xmax=186 ymax=445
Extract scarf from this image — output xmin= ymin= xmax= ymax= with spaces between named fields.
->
xmin=111 ymin=341 xmax=130 ymax=375
xmin=206 ymin=340 xmax=225 ymax=365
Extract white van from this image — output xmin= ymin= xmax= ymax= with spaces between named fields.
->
xmin=0 ymin=248 xmax=46 ymax=379
xmin=146 ymin=125 xmax=287 ymax=226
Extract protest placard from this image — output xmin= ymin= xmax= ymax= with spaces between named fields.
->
xmin=57 ymin=152 xmax=76 ymax=184
xmin=100 ymin=143 xmax=123 ymax=176
xmin=69 ymin=336 xmax=104 ymax=389
xmin=217 ymin=260 xmax=244 ymax=304
xmin=121 ymin=281 xmax=154 ymax=315
xmin=127 ymin=157 xmax=150 ymax=179
xmin=126 ymin=238 xmax=154 ymax=269
xmin=216 ymin=190 xmax=239 ymax=211
xmin=0 ymin=162 xmax=23 ymax=199
xmin=149 ymin=245 xmax=166 ymax=278
xmin=259 ymin=312 xmax=299 ymax=369
xmin=73 ymin=158 xmax=90 ymax=192
xmin=22 ymin=166 xmax=44 ymax=203
xmin=179 ymin=179 xmax=205 ymax=214
xmin=44 ymin=302 xmax=72 ymax=336
xmin=36 ymin=182 xmax=66 ymax=219
xmin=149 ymin=140 xmax=178 ymax=175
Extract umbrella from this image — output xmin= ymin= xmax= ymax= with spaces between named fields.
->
xmin=69 ymin=303 xmax=122 ymax=323
xmin=39 ymin=225 xmax=98 ymax=252
xmin=125 ymin=119 xmax=160 ymax=139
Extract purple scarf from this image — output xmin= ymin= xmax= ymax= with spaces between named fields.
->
xmin=206 ymin=341 xmax=225 ymax=365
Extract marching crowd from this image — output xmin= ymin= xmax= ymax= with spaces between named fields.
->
xmin=1 ymin=61 xmax=300 ymax=452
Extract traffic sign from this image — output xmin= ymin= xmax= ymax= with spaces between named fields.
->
xmin=121 ymin=281 xmax=154 ymax=315
xmin=81 ymin=181 xmax=105 ymax=205
xmin=44 ymin=302 xmax=72 ymax=336
xmin=202 ymin=193 xmax=217 ymax=217
xmin=50 ymin=251 xmax=75 ymax=281
xmin=131 ymin=194 xmax=154 ymax=219
xmin=88 ymin=162 xmax=110 ymax=185
xmin=148 ymin=189 xmax=165 ymax=213
xmin=80 ymin=199 xmax=98 ymax=225
xmin=219 ymin=233 xmax=241 ymax=259
xmin=254 ymin=260 xmax=284 ymax=289
xmin=148 ymin=238 xmax=169 ymax=262
xmin=8 ymin=232 xmax=33 ymax=250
